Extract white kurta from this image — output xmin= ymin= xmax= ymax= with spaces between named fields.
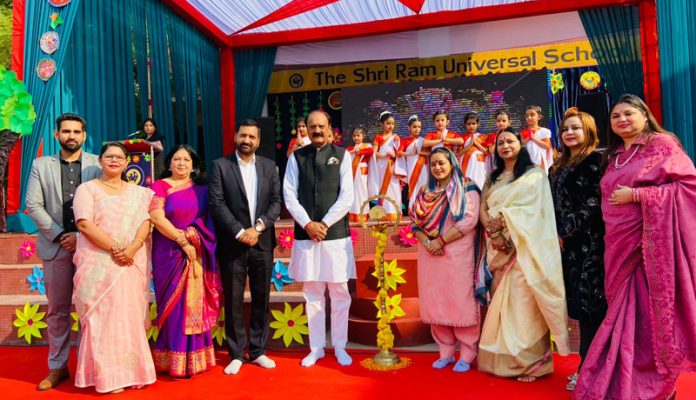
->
xmin=526 ymin=127 xmax=554 ymax=173
xmin=463 ymin=133 xmax=488 ymax=190
xmin=283 ymin=148 xmax=356 ymax=283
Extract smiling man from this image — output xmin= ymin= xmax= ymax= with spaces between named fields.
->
xmin=26 ymin=113 xmax=102 ymax=390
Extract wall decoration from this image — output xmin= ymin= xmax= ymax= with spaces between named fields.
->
xmin=18 ymin=239 xmax=36 ymax=259
xmin=579 ymin=71 xmax=601 ymax=90
xmin=271 ymin=259 xmax=293 ymax=292
xmin=278 ymin=229 xmax=294 ymax=249
xmin=13 ymin=302 xmax=48 ymax=345
xmin=71 ymin=311 xmax=79 ymax=332
xmin=327 ymin=91 xmax=342 ymax=110
xmin=211 ymin=307 xmax=226 ymax=346
xmin=40 ymin=31 xmax=60 ymax=54
xmin=49 ymin=13 xmax=64 ymax=30
xmin=36 ymin=58 xmax=57 ymax=81
xmin=270 ymin=302 xmax=309 ymax=347
xmin=550 ymin=72 xmax=565 ymax=94
xmin=48 ymin=0 xmax=72 ymax=7
xmin=26 ymin=266 xmax=45 ymax=295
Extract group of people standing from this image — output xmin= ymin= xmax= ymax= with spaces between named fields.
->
xmin=25 ymin=92 xmax=696 ymax=399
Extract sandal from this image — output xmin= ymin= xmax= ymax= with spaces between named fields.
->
xmin=567 ymin=372 xmax=578 ymax=381
xmin=566 ymin=377 xmax=577 ymax=391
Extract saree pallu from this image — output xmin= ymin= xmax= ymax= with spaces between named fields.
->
xmin=72 ymin=181 xmax=156 ymax=393
xmin=150 ymin=181 xmax=222 ymax=377
xmin=574 ymin=134 xmax=696 ymax=400
xmin=368 ymin=133 xmax=403 ymax=218
xmin=478 ymin=168 xmax=570 ymax=378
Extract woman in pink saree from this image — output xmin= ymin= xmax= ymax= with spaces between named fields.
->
xmin=573 ymin=94 xmax=696 ymax=400
xmin=73 ymin=142 xmax=156 ymax=393
xmin=149 ymin=145 xmax=221 ymax=377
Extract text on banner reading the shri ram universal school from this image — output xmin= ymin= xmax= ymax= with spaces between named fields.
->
xmin=268 ymin=41 xmax=598 ymax=93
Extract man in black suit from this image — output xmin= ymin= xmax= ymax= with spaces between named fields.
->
xmin=209 ymin=119 xmax=281 ymax=375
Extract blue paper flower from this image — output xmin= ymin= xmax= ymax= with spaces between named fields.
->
xmin=271 ymin=260 xmax=293 ymax=292
xmin=26 ymin=266 xmax=45 ymax=295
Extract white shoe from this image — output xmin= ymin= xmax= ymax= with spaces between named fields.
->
xmin=252 ymin=355 xmax=276 ymax=369
xmin=301 ymin=348 xmax=325 ymax=367
xmin=334 ymin=348 xmax=352 ymax=366
xmin=223 ymin=359 xmax=243 ymax=375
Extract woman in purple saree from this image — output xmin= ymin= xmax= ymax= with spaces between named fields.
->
xmin=573 ymin=95 xmax=696 ymax=400
xmin=149 ymin=145 xmax=222 ymax=377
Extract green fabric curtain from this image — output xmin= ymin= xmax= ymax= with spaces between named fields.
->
xmin=10 ymin=0 xmax=222 ymax=233
xmin=234 ymin=48 xmax=277 ymax=125
xmin=657 ymin=0 xmax=696 ymax=158
xmin=579 ymin=6 xmax=644 ymax=99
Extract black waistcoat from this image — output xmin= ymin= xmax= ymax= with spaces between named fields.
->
xmin=293 ymin=144 xmax=350 ymax=241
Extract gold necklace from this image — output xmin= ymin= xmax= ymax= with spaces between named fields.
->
xmin=99 ymin=179 xmax=123 ymax=191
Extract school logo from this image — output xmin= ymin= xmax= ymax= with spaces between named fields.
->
xmin=289 ymin=73 xmax=304 ymax=89
xmin=125 ymin=164 xmax=144 ymax=186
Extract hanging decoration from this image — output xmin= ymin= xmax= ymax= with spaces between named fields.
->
xmin=18 ymin=239 xmax=36 ymax=259
xmin=26 ymin=266 xmax=45 ymax=295
xmin=49 ymin=13 xmax=64 ymax=30
xmin=359 ymin=195 xmax=410 ymax=371
xmin=71 ymin=311 xmax=79 ymax=332
xmin=288 ymin=95 xmax=297 ymax=131
xmin=48 ymin=0 xmax=71 ymax=6
xmin=271 ymin=259 xmax=294 ymax=292
xmin=270 ymin=302 xmax=309 ymax=347
xmin=211 ymin=308 xmax=226 ymax=346
xmin=302 ymin=93 xmax=310 ymax=118
xmin=398 ymin=225 xmax=418 ymax=247
xmin=327 ymin=91 xmax=342 ymax=110
xmin=40 ymin=31 xmax=60 ymax=55
xmin=278 ymin=229 xmax=294 ymax=249
xmin=35 ymin=58 xmax=57 ymax=81
xmin=550 ymin=72 xmax=565 ymax=94
xmin=579 ymin=71 xmax=601 ymax=90
xmin=316 ymin=91 xmax=324 ymax=110
xmin=147 ymin=302 xmax=159 ymax=341
xmin=274 ymin=97 xmax=283 ymax=149
xmin=13 ymin=302 xmax=48 ymax=345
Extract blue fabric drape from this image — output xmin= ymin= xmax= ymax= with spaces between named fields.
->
xmin=657 ymin=0 xmax=696 ymax=158
xmin=579 ymin=6 xmax=644 ymax=98
xmin=9 ymin=0 xmax=222 ymax=232
xmin=234 ymin=48 xmax=277 ymax=125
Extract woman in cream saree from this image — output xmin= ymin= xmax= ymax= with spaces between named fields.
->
xmin=477 ymin=129 xmax=570 ymax=381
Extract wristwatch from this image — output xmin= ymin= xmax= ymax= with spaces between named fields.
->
xmin=254 ymin=223 xmax=264 ymax=233
xmin=424 ymin=239 xmax=431 ymax=246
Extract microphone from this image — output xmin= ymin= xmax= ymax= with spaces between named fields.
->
xmin=127 ymin=130 xmax=146 ymax=139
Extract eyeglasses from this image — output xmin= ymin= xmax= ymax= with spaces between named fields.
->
xmin=103 ymin=155 xmax=126 ymax=162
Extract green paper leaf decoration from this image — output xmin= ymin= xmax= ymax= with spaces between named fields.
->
xmin=0 ymin=66 xmax=36 ymax=136
xmin=50 ymin=13 xmax=64 ymax=30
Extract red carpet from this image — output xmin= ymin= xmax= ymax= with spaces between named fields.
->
xmin=1 ymin=347 xmax=695 ymax=399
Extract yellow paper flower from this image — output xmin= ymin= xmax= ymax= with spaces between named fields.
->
xmin=211 ymin=307 xmax=226 ymax=346
xmin=13 ymin=302 xmax=48 ymax=344
xmin=71 ymin=311 xmax=79 ymax=332
xmin=270 ymin=302 xmax=309 ymax=347
xmin=372 ymin=259 xmax=406 ymax=290
xmin=147 ymin=302 xmax=159 ymax=342
xmin=374 ymin=294 xmax=406 ymax=322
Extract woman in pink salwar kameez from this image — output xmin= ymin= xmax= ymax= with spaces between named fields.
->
xmin=574 ymin=94 xmax=696 ymax=400
xmin=73 ymin=142 xmax=156 ymax=394
xmin=410 ymin=147 xmax=483 ymax=373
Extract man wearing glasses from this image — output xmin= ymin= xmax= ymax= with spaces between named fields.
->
xmin=26 ymin=113 xmax=102 ymax=390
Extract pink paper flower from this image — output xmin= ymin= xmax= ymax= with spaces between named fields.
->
xmin=278 ymin=229 xmax=294 ymax=249
xmin=398 ymin=225 xmax=418 ymax=247
xmin=350 ymin=228 xmax=359 ymax=244
xmin=19 ymin=239 xmax=36 ymax=259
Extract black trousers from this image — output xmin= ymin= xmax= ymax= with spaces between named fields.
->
xmin=578 ymin=317 xmax=603 ymax=367
xmin=220 ymin=247 xmax=273 ymax=362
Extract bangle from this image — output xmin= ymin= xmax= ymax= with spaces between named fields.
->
xmin=437 ymin=237 xmax=446 ymax=247
xmin=632 ymin=188 xmax=641 ymax=203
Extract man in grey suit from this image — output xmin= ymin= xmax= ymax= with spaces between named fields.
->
xmin=26 ymin=113 xmax=101 ymax=390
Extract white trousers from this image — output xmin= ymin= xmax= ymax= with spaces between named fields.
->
xmin=303 ymin=281 xmax=351 ymax=350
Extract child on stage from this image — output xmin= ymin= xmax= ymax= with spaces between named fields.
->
xmin=368 ymin=111 xmax=405 ymax=220
xmin=397 ymin=115 xmax=427 ymax=211
xmin=347 ymin=126 xmax=374 ymax=222
xmin=483 ymin=110 xmax=512 ymax=172
xmin=521 ymin=105 xmax=554 ymax=173
xmin=459 ymin=112 xmax=488 ymax=189
xmin=423 ymin=110 xmax=464 ymax=162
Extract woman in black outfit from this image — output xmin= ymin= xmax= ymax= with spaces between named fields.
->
xmin=549 ymin=108 xmax=607 ymax=391
xmin=143 ymin=118 xmax=166 ymax=179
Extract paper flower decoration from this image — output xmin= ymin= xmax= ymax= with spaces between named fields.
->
xmin=146 ymin=302 xmax=159 ymax=341
xmin=278 ymin=229 xmax=294 ymax=249
xmin=211 ymin=308 xmax=226 ymax=346
xmin=70 ymin=311 xmax=79 ymax=332
xmin=26 ymin=266 xmax=45 ymax=295
xmin=131 ymin=154 xmax=140 ymax=163
xmin=0 ymin=66 xmax=37 ymax=136
xmin=36 ymin=58 xmax=57 ymax=81
xmin=350 ymin=228 xmax=359 ymax=244
xmin=50 ymin=13 xmax=64 ymax=30
xmin=271 ymin=259 xmax=294 ymax=292
xmin=49 ymin=0 xmax=72 ymax=6
xmin=580 ymin=71 xmax=601 ymax=90
xmin=398 ymin=225 xmax=418 ymax=247
xmin=13 ymin=302 xmax=47 ymax=344
xmin=374 ymin=294 xmax=406 ymax=322
xmin=372 ymin=259 xmax=406 ymax=291
xmin=144 ymin=153 xmax=152 ymax=162
xmin=270 ymin=302 xmax=309 ymax=347
xmin=40 ymin=31 xmax=60 ymax=55
xmin=19 ymin=239 xmax=36 ymax=259
xmin=550 ymin=72 xmax=565 ymax=94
